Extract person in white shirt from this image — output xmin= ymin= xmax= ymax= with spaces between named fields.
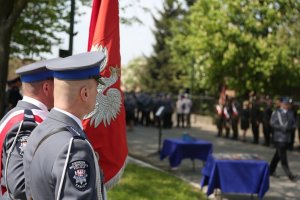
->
xmin=176 ymin=95 xmax=184 ymax=128
xmin=182 ymin=93 xmax=192 ymax=128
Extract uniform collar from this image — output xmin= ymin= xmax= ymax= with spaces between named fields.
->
xmin=280 ymin=108 xmax=288 ymax=114
xmin=22 ymin=96 xmax=48 ymax=112
xmin=53 ymin=107 xmax=83 ymax=130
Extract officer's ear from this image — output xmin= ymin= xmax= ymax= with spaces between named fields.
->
xmin=80 ymin=86 xmax=89 ymax=102
xmin=43 ymin=81 xmax=50 ymax=96
xmin=42 ymin=80 xmax=54 ymax=97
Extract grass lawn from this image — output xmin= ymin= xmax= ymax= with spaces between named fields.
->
xmin=107 ymin=163 xmax=206 ymax=200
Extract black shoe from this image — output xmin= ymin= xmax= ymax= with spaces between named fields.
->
xmin=262 ymin=143 xmax=269 ymax=147
xmin=270 ymin=172 xmax=280 ymax=178
xmin=288 ymin=175 xmax=297 ymax=182
xmin=288 ymin=147 xmax=294 ymax=151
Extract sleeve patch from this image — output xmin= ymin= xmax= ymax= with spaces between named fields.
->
xmin=16 ymin=131 xmax=30 ymax=157
xmin=68 ymin=160 xmax=90 ymax=191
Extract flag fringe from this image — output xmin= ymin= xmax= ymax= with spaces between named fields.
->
xmin=104 ymin=156 xmax=128 ymax=190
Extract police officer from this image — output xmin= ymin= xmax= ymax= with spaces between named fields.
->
xmin=269 ymin=97 xmax=297 ymax=181
xmin=215 ymin=100 xmax=224 ymax=137
xmin=0 ymin=59 xmax=58 ymax=199
xmin=287 ymin=98 xmax=297 ymax=151
xmin=124 ymin=92 xmax=137 ymax=131
xmin=223 ymin=98 xmax=231 ymax=138
xmin=23 ymin=51 xmax=106 ymax=200
xmin=240 ymin=100 xmax=250 ymax=142
xmin=262 ymin=98 xmax=273 ymax=146
xmin=250 ymin=96 xmax=261 ymax=144
xmin=296 ymin=105 xmax=300 ymax=150
xmin=230 ymin=97 xmax=240 ymax=140
xmin=163 ymin=94 xmax=174 ymax=128
xmin=5 ymin=77 xmax=22 ymax=113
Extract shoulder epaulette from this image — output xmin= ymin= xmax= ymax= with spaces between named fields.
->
xmin=65 ymin=126 xmax=86 ymax=140
xmin=23 ymin=109 xmax=35 ymax=123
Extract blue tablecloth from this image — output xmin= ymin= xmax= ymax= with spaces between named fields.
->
xmin=200 ymin=154 xmax=269 ymax=199
xmin=160 ymin=138 xmax=213 ymax=167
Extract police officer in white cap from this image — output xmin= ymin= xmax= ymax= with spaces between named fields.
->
xmin=0 ymin=58 xmax=59 ymax=199
xmin=23 ymin=51 xmax=106 ymax=200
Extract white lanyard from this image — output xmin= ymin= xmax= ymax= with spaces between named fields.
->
xmin=277 ymin=111 xmax=288 ymax=127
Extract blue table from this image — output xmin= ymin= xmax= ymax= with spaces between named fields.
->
xmin=200 ymin=154 xmax=269 ymax=199
xmin=160 ymin=138 xmax=213 ymax=168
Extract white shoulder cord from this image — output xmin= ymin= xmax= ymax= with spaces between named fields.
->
xmin=86 ymin=140 xmax=104 ymax=200
xmin=5 ymin=120 xmax=24 ymax=200
xmin=277 ymin=111 xmax=288 ymax=127
xmin=56 ymin=138 xmax=104 ymax=200
xmin=56 ymin=137 xmax=74 ymax=200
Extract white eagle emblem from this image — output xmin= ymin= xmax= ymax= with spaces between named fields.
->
xmin=85 ymin=44 xmax=122 ymax=128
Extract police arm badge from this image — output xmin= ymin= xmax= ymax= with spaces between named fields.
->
xmin=68 ymin=160 xmax=90 ymax=191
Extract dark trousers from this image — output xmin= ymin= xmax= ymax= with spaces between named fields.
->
xmin=263 ymin=123 xmax=271 ymax=146
xmin=141 ymin=111 xmax=150 ymax=126
xmin=185 ymin=113 xmax=191 ymax=128
xmin=231 ymin=118 xmax=239 ymax=139
xmin=288 ymin=129 xmax=296 ymax=150
xmin=298 ymin=128 xmax=300 ymax=147
xmin=224 ymin=120 xmax=230 ymax=138
xmin=251 ymin=121 xmax=259 ymax=143
xmin=224 ymin=119 xmax=231 ymax=138
xmin=216 ymin=117 xmax=223 ymax=136
xmin=177 ymin=113 xmax=184 ymax=128
xmin=163 ymin=112 xmax=172 ymax=128
xmin=269 ymin=142 xmax=293 ymax=177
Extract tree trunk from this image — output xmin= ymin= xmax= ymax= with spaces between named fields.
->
xmin=0 ymin=0 xmax=28 ymax=117
xmin=0 ymin=26 xmax=12 ymax=118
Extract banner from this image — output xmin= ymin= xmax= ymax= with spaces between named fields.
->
xmin=83 ymin=0 xmax=128 ymax=189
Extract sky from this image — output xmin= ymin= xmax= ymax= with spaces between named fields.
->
xmin=55 ymin=0 xmax=163 ymax=66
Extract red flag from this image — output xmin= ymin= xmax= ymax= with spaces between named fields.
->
xmin=83 ymin=0 xmax=128 ymax=188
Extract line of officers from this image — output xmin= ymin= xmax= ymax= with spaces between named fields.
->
xmin=0 ymin=51 xmax=108 ymax=200
xmin=124 ymin=92 xmax=175 ymax=129
xmin=124 ymin=92 xmax=193 ymax=130
xmin=215 ymin=95 xmax=300 ymax=150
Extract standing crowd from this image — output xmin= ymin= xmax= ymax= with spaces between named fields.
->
xmin=124 ymin=92 xmax=193 ymax=131
xmin=215 ymin=94 xmax=299 ymax=181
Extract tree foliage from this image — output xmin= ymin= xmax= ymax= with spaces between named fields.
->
xmin=10 ymin=0 xmax=70 ymax=59
xmin=142 ymin=0 xmax=188 ymax=94
xmin=0 ymin=0 xmax=89 ymax=116
xmin=0 ymin=0 xmax=145 ymax=117
xmin=10 ymin=0 xmax=146 ymax=59
xmin=128 ymin=0 xmax=300 ymax=97
xmin=122 ymin=56 xmax=148 ymax=92
xmin=169 ymin=0 xmax=300 ymax=96
xmin=119 ymin=0 xmax=150 ymax=25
